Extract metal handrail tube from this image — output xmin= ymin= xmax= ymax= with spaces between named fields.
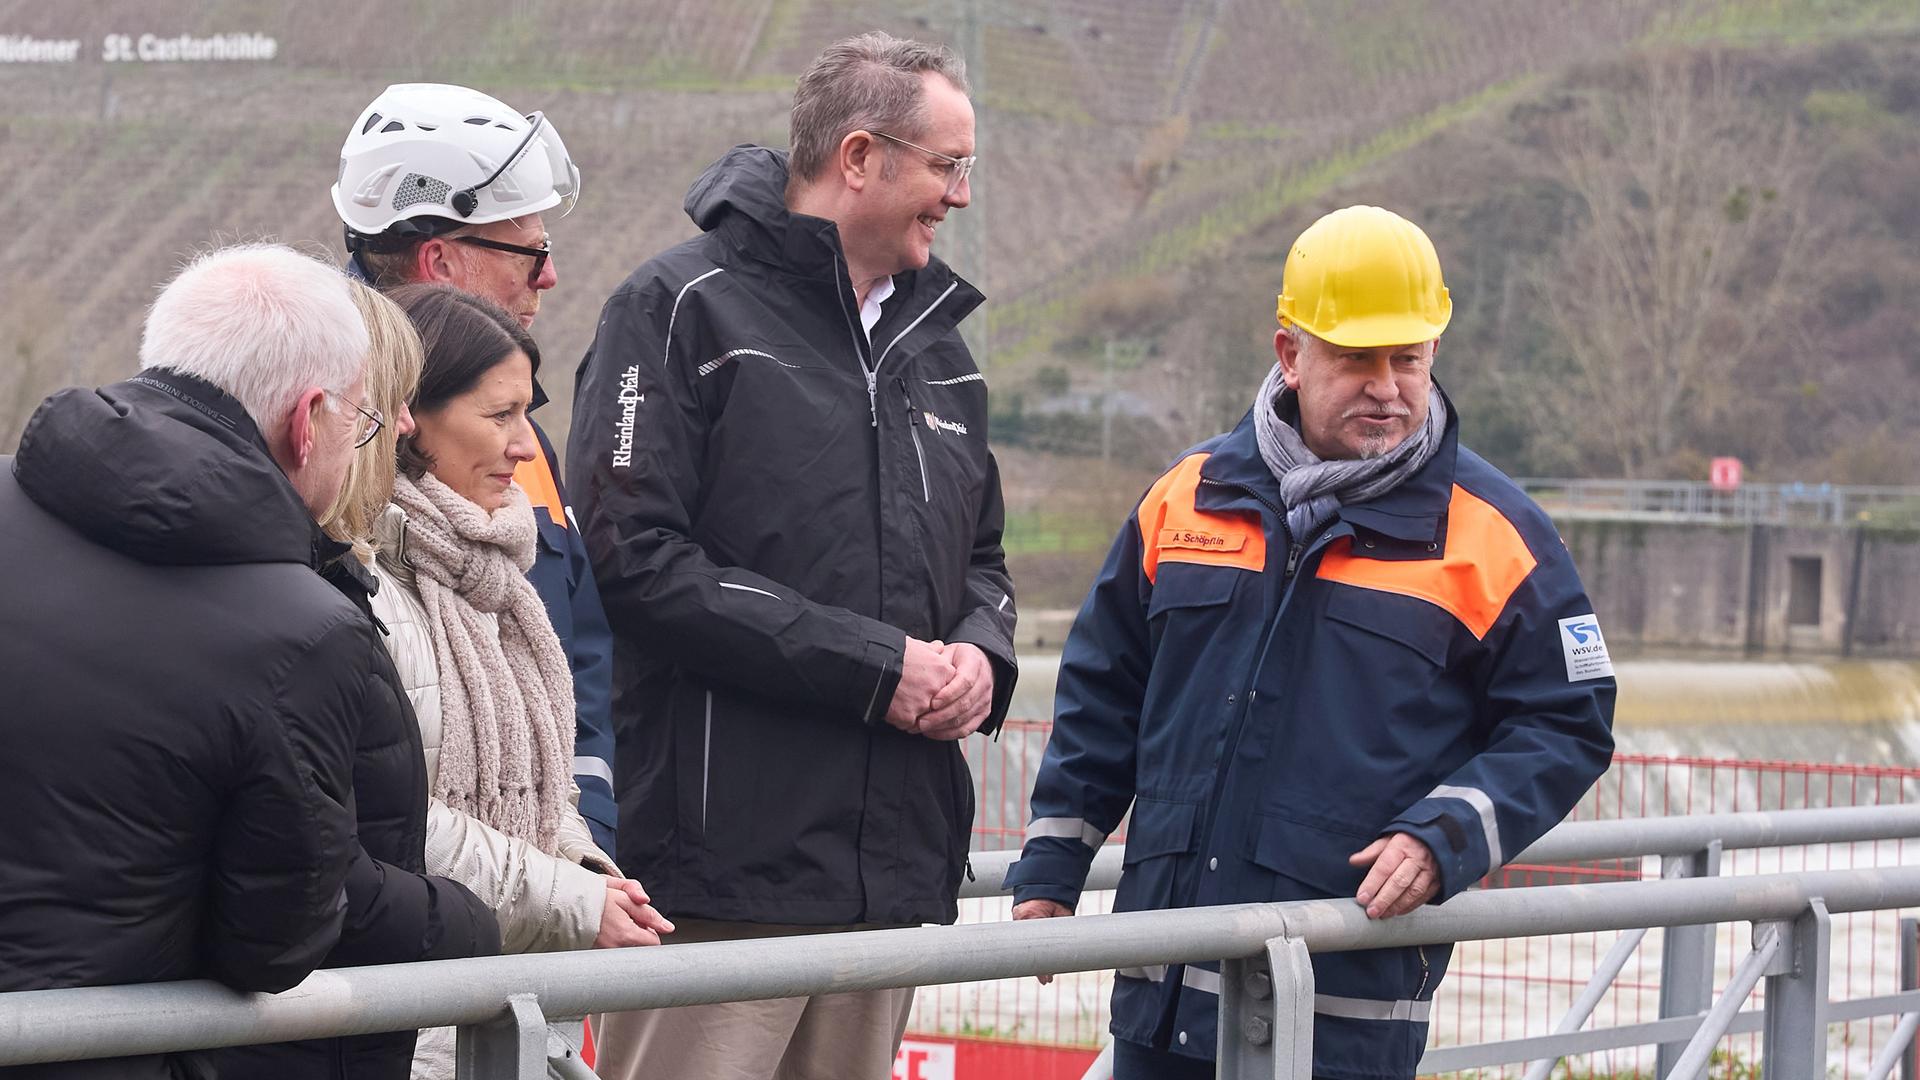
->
xmin=1867 ymin=1013 xmax=1920 ymax=1080
xmin=963 ymin=804 xmax=1920 ymax=898
xmin=1660 ymin=931 xmax=1780 ymax=1080
xmin=1518 ymin=927 xmax=1648 ymax=1080
xmin=1417 ymin=990 xmax=1920 ymax=1073
xmin=3 ymin=867 xmax=1919 ymax=1067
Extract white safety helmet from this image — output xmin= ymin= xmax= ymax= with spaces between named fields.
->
xmin=332 ymin=83 xmax=580 ymax=248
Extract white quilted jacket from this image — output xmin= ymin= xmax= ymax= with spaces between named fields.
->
xmin=369 ymin=506 xmax=610 ymax=1080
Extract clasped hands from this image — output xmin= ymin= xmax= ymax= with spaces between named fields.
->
xmin=883 ymin=638 xmax=993 ymax=740
xmin=594 ymin=875 xmax=676 ymax=949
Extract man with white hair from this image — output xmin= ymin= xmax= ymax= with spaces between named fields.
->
xmin=0 ymin=244 xmax=498 ymax=1080
xmin=1008 ymin=207 xmax=1615 ymax=1080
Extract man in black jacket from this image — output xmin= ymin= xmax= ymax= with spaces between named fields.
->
xmin=572 ymin=31 xmax=1016 ymax=1080
xmin=0 ymin=244 xmax=498 ymax=1080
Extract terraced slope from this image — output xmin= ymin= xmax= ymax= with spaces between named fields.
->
xmin=1 ymin=0 xmax=1913 ymax=475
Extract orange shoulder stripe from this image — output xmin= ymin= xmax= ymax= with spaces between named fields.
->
xmin=514 ymin=454 xmax=568 ymax=527
xmin=1136 ymin=453 xmax=1267 ymax=584
xmin=1315 ymin=484 xmax=1536 ymax=639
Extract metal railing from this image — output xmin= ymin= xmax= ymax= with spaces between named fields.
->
xmin=1515 ymin=478 xmax=1920 ymax=526
xmin=2 ymin=806 xmax=1919 ymax=1079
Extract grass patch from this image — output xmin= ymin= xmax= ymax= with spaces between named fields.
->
xmin=1652 ymin=0 xmax=1920 ymax=43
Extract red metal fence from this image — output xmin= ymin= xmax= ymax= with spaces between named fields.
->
xmin=906 ymin=721 xmax=1920 ymax=1077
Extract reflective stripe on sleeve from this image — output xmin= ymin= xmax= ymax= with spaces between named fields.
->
xmin=572 ymin=755 xmax=614 ymax=787
xmin=1180 ymin=966 xmax=1221 ymax=994
xmin=1314 ymin=994 xmax=1432 ymax=1023
xmin=1112 ymin=965 xmax=1220 ymax=994
xmin=1427 ymin=783 xmax=1504 ymax=867
xmin=1025 ymin=817 xmax=1108 ymax=849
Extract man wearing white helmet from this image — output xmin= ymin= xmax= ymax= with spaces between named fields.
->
xmin=332 ymin=83 xmax=620 ymax=860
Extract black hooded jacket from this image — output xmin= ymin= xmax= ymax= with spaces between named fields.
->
xmin=569 ymin=146 xmax=1017 ymax=926
xmin=0 ymin=372 xmax=498 ymax=1080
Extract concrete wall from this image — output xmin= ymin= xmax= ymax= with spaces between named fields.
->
xmin=1557 ymin=517 xmax=1920 ymax=657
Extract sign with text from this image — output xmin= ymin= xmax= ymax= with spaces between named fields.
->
xmin=894 ymin=1039 xmax=957 ymax=1080
xmin=892 ymin=1035 xmax=1099 ymax=1080
xmin=0 ymin=32 xmax=276 ymax=63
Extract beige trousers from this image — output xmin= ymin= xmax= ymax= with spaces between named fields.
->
xmin=591 ymin=919 xmax=916 ymax=1080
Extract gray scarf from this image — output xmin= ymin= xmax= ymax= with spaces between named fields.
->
xmin=1251 ymin=361 xmax=1448 ymax=540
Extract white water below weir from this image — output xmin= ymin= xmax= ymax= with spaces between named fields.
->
xmin=1004 ymin=654 xmax=1920 ymax=771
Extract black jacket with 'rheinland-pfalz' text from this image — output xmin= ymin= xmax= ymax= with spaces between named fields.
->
xmin=570 ymin=146 xmax=1017 ymax=927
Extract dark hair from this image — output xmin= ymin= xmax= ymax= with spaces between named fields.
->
xmin=386 ymin=283 xmax=541 ymax=479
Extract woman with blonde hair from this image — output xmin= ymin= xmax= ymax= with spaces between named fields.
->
xmin=369 ymin=283 xmax=671 ymax=1079
xmin=320 ymin=280 xmax=422 ymax=558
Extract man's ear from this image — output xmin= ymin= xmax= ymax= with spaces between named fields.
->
xmin=1274 ymin=329 xmax=1303 ymax=389
xmin=415 ymin=238 xmax=459 ymax=285
xmin=285 ymin=387 xmax=328 ymax=470
xmin=839 ymin=131 xmax=877 ymax=193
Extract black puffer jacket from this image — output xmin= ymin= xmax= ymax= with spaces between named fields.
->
xmin=0 ymin=372 xmax=498 ymax=1080
xmin=570 ymin=146 xmax=1017 ymax=927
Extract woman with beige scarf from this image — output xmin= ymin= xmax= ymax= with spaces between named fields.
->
xmin=370 ymin=284 xmax=672 ymax=1079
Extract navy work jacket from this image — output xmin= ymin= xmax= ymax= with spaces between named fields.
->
xmin=521 ymin=417 xmax=619 ymax=853
xmin=1007 ymin=398 xmax=1615 ymax=1080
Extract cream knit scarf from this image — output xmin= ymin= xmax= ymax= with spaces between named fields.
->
xmin=392 ymin=472 xmax=574 ymax=854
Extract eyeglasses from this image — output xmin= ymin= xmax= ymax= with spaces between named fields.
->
xmin=868 ymin=130 xmax=975 ymax=199
xmin=451 ymin=234 xmax=552 ymax=284
xmin=326 ymin=391 xmax=385 ymax=449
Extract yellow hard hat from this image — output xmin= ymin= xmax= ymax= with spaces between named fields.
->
xmin=1275 ymin=205 xmax=1452 ymax=347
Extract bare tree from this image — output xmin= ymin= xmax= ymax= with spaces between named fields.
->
xmin=1531 ymin=51 xmax=1824 ymax=477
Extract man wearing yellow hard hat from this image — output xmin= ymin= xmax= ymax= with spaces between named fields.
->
xmin=1008 ymin=206 xmax=1618 ymax=1079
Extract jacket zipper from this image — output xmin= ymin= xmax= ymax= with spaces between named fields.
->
xmin=831 ymin=257 xmax=881 ymax=427
xmin=1415 ymin=945 xmax=1434 ymax=998
xmin=903 ymin=384 xmax=931 ymax=502
xmin=702 ymin=690 xmax=713 ymax=833
xmin=1189 ymin=476 xmax=1327 ymax=910
xmin=1199 ymin=477 xmax=1298 ymax=579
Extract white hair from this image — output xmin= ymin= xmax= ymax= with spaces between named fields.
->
xmin=1280 ymin=321 xmax=1320 ymax=351
xmin=140 ymin=243 xmax=369 ymax=434
xmin=1281 ymin=321 xmax=1439 ymax=354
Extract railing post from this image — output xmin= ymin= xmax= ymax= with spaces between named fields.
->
xmin=1657 ymin=842 xmax=1722 ymax=1080
xmin=1902 ymin=916 xmax=1918 ymax=1080
xmin=1218 ymin=935 xmax=1313 ymax=1080
xmin=456 ymin=993 xmax=549 ymax=1080
xmin=1761 ymin=899 xmax=1831 ymax=1080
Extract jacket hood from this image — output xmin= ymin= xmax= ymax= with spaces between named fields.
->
xmin=685 ymin=144 xmax=793 ymax=233
xmin=684 ymin=145 xmax=850 ymax=279
xmin=12 ymin=370 xmax=325 ymax=567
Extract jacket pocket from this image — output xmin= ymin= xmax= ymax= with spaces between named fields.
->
xmin=1146 ymin=564 xmax=1242 ymax=619
xmin=1321 ymin=585 xmax=1451 ymax=668
xmin=1245 ymin=811 xmax=1371 ymax=902
xmin=1114 ymin=797 xmax=1199 ymax=913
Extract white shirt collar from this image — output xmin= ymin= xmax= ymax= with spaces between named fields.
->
xmin=859 ymin=276 xmax=896 ymax=342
